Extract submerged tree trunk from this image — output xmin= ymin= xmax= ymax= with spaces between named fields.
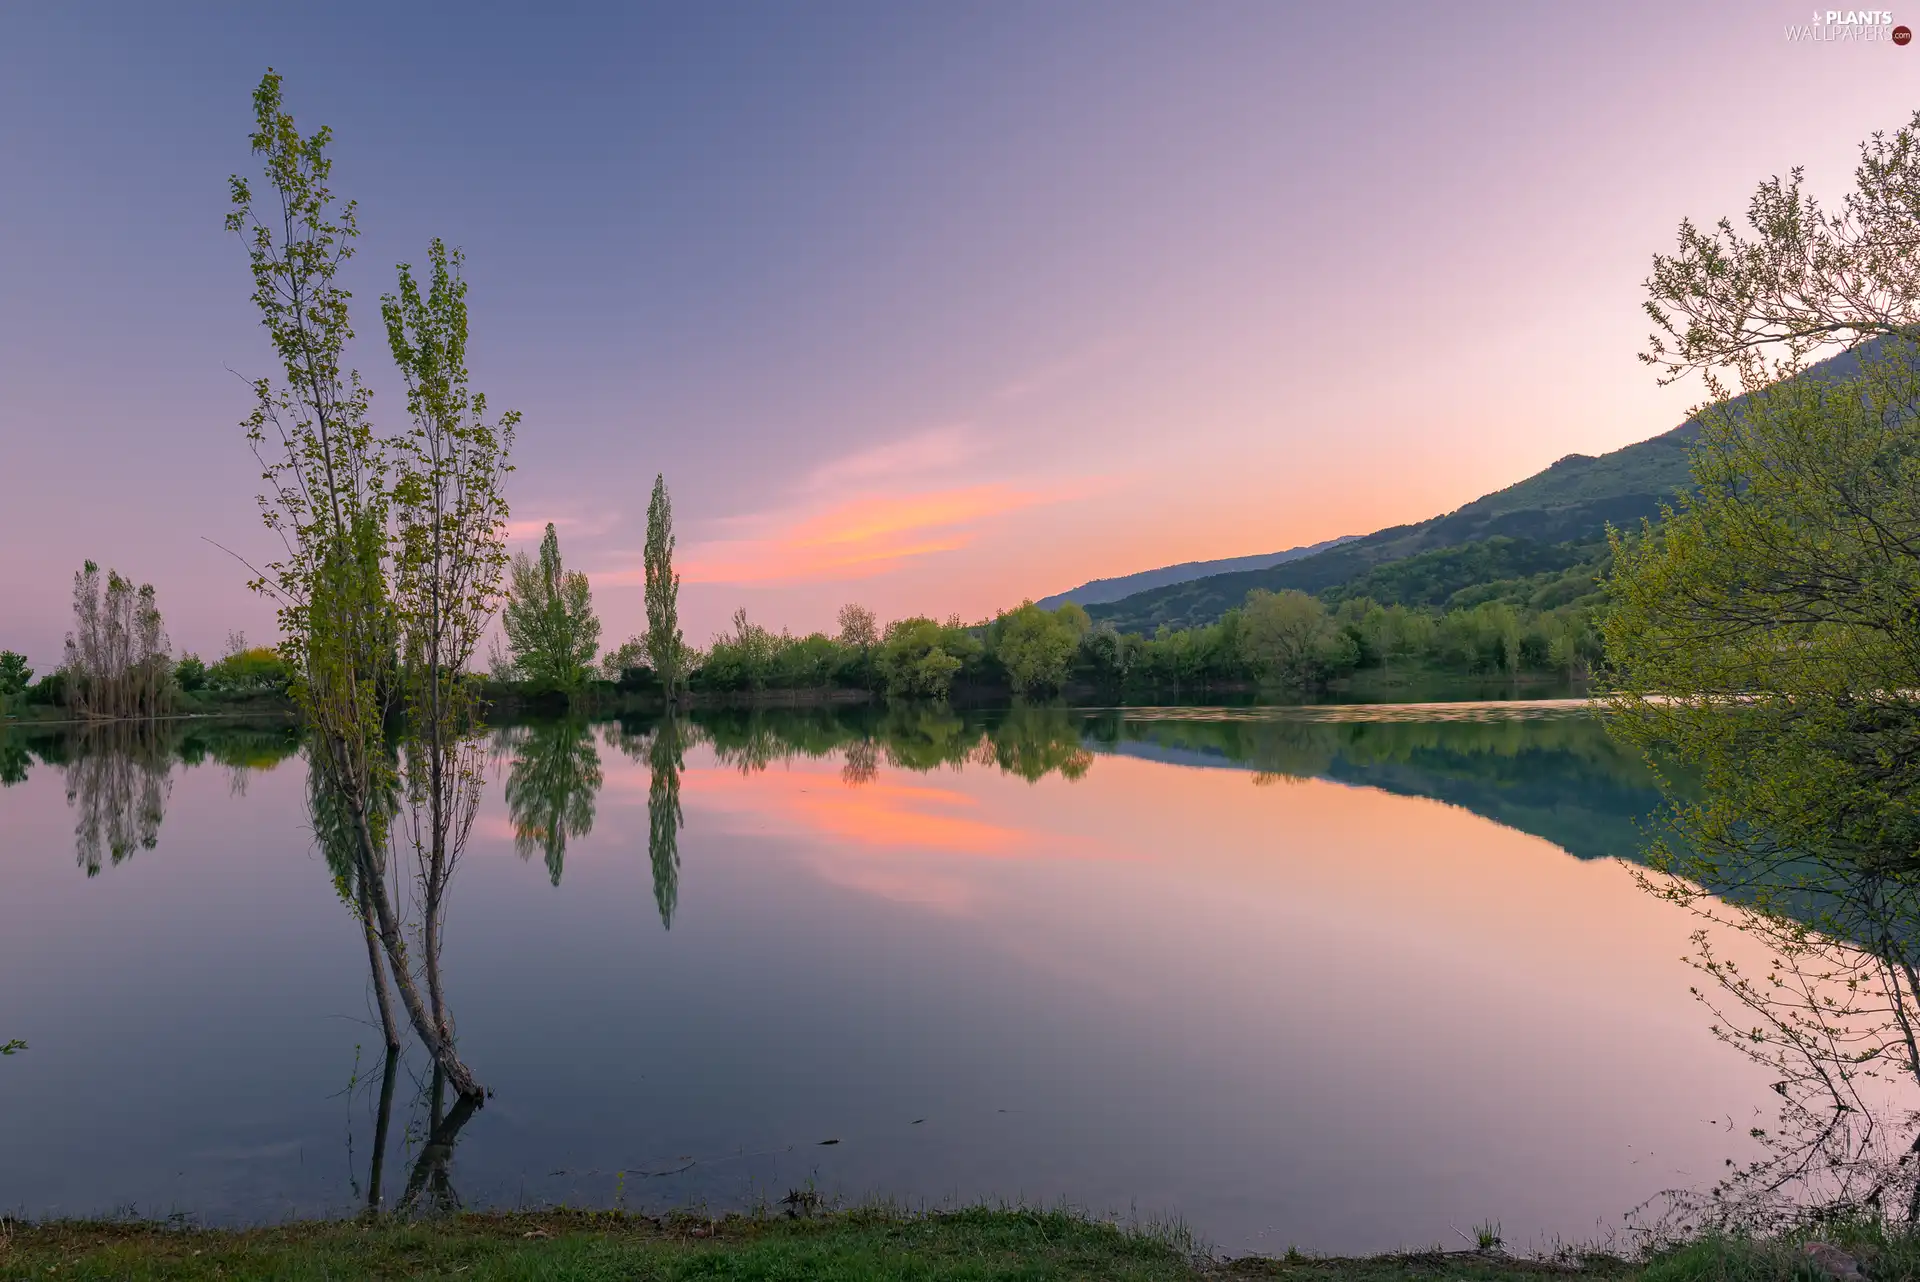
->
xmin=365 ymin=1045 xmax=400 ymax=1214
xmin=357 ymin=877 xmax=401 ymax=1053
xmin=335 ymin=759 xmax=484 ymax=1101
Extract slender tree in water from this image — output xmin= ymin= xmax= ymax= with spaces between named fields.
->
xmin=228 ymin=70 xmax=511 ymax=1101
xmin=1610 ymin=112 xmax=1920 ymax=1230
xmin=645 ymin=474 xmax=685 ymax=703
xmin=383 ymin=238 xmax=516 ymax=1056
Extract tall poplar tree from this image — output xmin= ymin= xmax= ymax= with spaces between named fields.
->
xmin=644 ymin=473 xmax=684 ymax=701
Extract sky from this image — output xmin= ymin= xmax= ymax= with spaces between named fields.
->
xmin=3 ymin=2 xmax=1919 ymax=667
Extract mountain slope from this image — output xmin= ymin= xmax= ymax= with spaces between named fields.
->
xmin=1084 ymin=341 xmax=1888 ymax=634
xmin=1085 ymin=448 xmax=1684 ymax=633
xmin=1035 ymin=535 xmax=1357 ymax=610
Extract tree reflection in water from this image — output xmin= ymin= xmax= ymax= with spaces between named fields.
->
xmin=503 ymin=719 xmax=602 ymax=887
xmin=64 ymin=725 xmax=171 ymax=875
xmin=20 ymin=720 xmax=302 ymax=876
xmin=647 ymin=716 xmax=685 ymax=929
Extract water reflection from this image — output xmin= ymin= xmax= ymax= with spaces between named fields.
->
xmin=647 ymin=717 xmax=685 ymax=929
xmin=503 ymin=719 xmax=602 ymax=886
xmin=0 ymin=720 xmax=301 ymax=874
xmin=6 ymin=701 xmax=1772 ymax=1243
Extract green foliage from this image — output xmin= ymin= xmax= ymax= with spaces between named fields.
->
xmin=692 ymin=609 xmax=856 ymax=693
xmin=503 ymin=523 xmax=600 ymax=691
xmin=0 ymin=650 xmax=32 ymax=699
xmin=503 ymin=718 xmax=602 ymax=886
xmin=1323 ymin=536 xmax=1602 ymax=611
xmin=875 ymin=616 xmax=977 ymax=701
xmin=1606 ymin=113 xmax=1920 ymax=1226
xmin=1240 ymin=589 xmax=1337 ymax=686
xmin=228 ymin=69 xmax=392 ymax=761
xmin=1 ymin=1038 xmax=24 ymax=1055
xmin=173 ymin=653 xmax=207 ymax=693
xmin=22 ymin=668 xmax=68 ymax=707
xmin=206 ymin=645 xmax=292 ymax=694
xmin=382 ymin=233 xmax=517 ymax=750
xmin=646 ymin=717 xmax=685 ymax=927
xmin=989 ymin=601 xmax=1088 ymax=696
xmin=1087 ymin=432 xmax=1695 ymax=634
xmin=644 ymin=473 xmax=686 ymax=699
xmin=600 ymin=636 xmax=648 ymax=682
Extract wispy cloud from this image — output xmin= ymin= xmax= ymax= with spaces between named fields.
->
xmin=801 ymin=424 xmax=977 ymax=491
xmin=504 ymin=512 xmax=623 ymax=545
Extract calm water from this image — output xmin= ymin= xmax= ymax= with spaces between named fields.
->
xmin=0 ymin=705 xmax=1780 ymax=1253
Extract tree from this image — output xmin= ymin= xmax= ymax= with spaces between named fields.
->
xmin=1080 ymin=622 xmax=1141 ymax=691
xmin=836 ymin=603 xmax=878 ymax=649
xmin=1240 ymin=589 xmax=1329 ymax=686
xmin=644 ymin=474 xmax=685 ymax=700
xmin=1643 ymin=107 xmax=1920 ymax=399
xmin=1608 ymin=113 xmax=1920 ymax=1225
xmin=229 ymin=69 xmax=492 ymax=1100
xmin=503 ymin=522 xmax=600 ymax=690
xmin=383 ymin=235 xmax=517 ymax=1062
xmin=64 ymin=563 xmax=172 ymax=719
xmin=600 ymin=636 xmax=647 ymax=681
xmin=992 ymin=602 xmax=1086 ymax=697
xmin=836 ymin=603 xmax=879 ymax=690
xmin=874 ymin=617 xmax=967 ymax=701
xmin=0 ymin=651 xmax=31 ymax=712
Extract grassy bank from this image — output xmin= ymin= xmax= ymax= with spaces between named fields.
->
xmin=10 ymin=1205 xmax=1908 ymax=1282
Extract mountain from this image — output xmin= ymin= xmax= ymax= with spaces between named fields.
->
xmin=1086 ymin=340 xmax=1895 ymax=634
xmin=1085 ymin=430 xmax=1697 ymax=632
xmin=1035 ymin=535 xmax=1358 ymax=610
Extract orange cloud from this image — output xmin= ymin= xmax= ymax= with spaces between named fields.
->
xmin=672 ymin=482 xmax=1078 ymax=586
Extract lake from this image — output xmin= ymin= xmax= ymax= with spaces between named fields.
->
xmin=0 ymin=703 xmax=1782 ymax=1255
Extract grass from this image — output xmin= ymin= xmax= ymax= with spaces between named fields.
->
xmin=1 ymin=1207 xmax=1913 ymax=1281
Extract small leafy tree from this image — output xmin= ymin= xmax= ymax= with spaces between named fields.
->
xmin=836 ymin=603 xmax=879 ymax=689
xmin=1240 ymin=589 xmax=1329 ymax=687
xmin=992 ymin=602 xmax=1087 ymax=697
xmin=875 ymin=617 xmax=969 ymax=700
xmin=503 ymin=523 xmax=600 ymax=691
xmin=644 ymin=473 xmax=685 ymax=701
xmin=600 ymin=636 xmax=647 ymax=681
xmin=0 ymin=651 xmax=32 ymax=712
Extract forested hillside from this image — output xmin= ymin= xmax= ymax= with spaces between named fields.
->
xmin=1035 ymin=535 xmax=1356 ymax=609
xmin=1086 ymin=341 xmax=1879 ymax=635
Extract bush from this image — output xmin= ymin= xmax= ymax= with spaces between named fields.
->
xmin=23 ymin=669 xmax=67 ymax=706
xmin=174 ymin=654 xmax=208 ymax=693
xmin=206 ymin=646 xmax=291 ymax=694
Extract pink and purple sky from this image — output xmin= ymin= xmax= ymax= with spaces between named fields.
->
xmin=3 ymin=3 xmax=1916 ymax=667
